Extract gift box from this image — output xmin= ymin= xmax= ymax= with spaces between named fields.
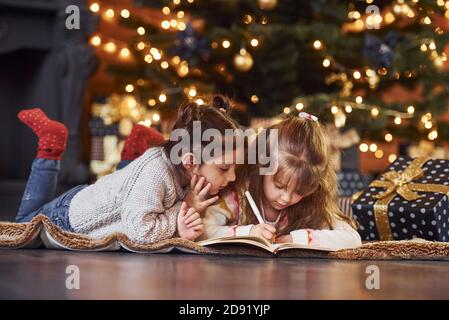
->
xmin=338 ymin=170 xmax=373 ymax=197
xmin=352 ymin=156 xmax=449 ymax=242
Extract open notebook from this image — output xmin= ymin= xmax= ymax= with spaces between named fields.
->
xmin=197 ymin=235 xmax=336 ymax=253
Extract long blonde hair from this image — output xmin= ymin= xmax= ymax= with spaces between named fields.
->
xmin=241 ymin=116 xmax=356 ymax=236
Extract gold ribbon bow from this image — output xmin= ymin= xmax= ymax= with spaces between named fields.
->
xmin=364 ymin=157 xmax=449 ymax=241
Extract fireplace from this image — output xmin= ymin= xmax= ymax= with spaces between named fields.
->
xmin=0 ymin=0 xmax=97 ymax=218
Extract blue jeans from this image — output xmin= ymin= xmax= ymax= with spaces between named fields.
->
xmin=116 ymin=160 xmax=131 ymax=170
xmin=16 ymin=159 xmax=131 ymax=231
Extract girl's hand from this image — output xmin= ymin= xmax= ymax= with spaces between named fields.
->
xmin=177 ymin=202 xmax=204 ymax=241
xmin=275 ymin=234 xmax=293 ymax=244
xmin=250 ymin=224 xmax=276 ymax=242
xmin=184 ymin=174 xmax=219 ymax=214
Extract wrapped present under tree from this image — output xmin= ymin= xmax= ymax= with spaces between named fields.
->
xmin=352 ymin=156 xmax=449 ymax=242
xmin=338 ymin=170 xmax=373 ymax=197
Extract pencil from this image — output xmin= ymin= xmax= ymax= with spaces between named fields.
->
xmin=245 ymin=191 xmax=265 ymax=224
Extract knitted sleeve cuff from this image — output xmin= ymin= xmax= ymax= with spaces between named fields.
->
xmin=235 ymin=225 xmax=253 ymax=237
xmin=290 ymin=229 xmax=310 ymax=245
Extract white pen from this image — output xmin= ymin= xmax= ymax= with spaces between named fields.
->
xmin=245 ymin=191 xmax=265 ymax=224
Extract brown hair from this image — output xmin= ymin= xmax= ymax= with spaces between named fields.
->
xmin=242 ymin=115 xmax=356 ymax=235
xmin=163 ymin=95 xmax=239 ymax=182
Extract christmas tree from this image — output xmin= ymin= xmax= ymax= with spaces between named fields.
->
xmin=87 ymin=0 xmax=449 ymax=154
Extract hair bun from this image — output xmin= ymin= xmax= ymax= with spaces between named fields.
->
xmin=178 ymin=101 xmax=198 ymax=125
xmin=211 ymin=95 xmax=231 ymax=114
xmin=177 ymin=95 xmax=232 ymax=127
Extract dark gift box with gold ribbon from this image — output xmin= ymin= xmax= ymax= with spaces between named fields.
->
xmin=352 ymin=156 xmax=449 ymax=241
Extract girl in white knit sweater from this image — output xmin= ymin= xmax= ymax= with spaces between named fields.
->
xmin=15 ymin=95 xmax=240 ymax=244
xmin=200 ymin=114 xmax=362 ymax=251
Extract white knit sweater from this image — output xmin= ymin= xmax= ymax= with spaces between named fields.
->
xmin=69 ymin=147 xmax=188 ymax=244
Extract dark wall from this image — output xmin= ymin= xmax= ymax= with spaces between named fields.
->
xmin=0 ymin=49 xmax=56 ymax=179
xmin=0 ymin=0 xmax=97 ymax=217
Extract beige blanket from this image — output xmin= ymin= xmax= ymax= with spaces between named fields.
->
xmin=1 ymin=215 xmax=449 ymax=260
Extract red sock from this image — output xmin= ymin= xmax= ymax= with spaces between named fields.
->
xmin=121 ymin=125 xmax=165 ymax=161
xmin=18 ymin=108 xmax=68 ymax=160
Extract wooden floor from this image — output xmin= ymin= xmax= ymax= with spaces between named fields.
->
xmin=1 ymin=250 xmax=449 ymax=299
